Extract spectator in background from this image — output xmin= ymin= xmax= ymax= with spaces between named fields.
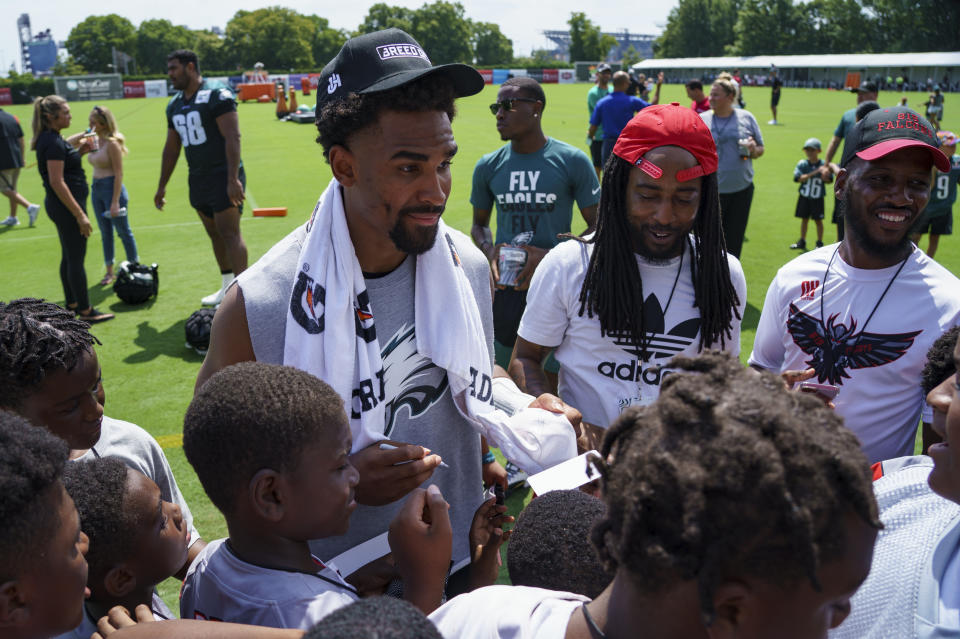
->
xmin=824 ymin=80 xmax=879 ymax=241
xmin=0 ymin=107 xmax=40 ymax=227
xmin=586 ymin=63 xmax=611 ymax=180
xmin=700 ymin=77 xmax=764 ymax=258
xmin=769 ymin=68 xmax=783 ymax=125
xmin=30 ymin=95 xmax=113 ymax=323
xmin=925 ymin=85 xmax=944 ymax=130
xmin=588 ymin=71 xmax=654 ymax=168
xmin=685 ymin=80 xmax=710 ymax=114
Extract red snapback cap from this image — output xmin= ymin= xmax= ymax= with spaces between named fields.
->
xmin=612 ymin=102 xmax=718 ymax=182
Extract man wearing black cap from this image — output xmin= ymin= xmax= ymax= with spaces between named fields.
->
xmin=750 ymin=106 xmax=960 ymax=464
xmin=823 ymin=80 xmax=879 ymax=240
xmin=195 ymin=28 xmax=576 ymax=594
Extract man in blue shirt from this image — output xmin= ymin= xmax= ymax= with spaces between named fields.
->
xmin=588 ymin=71 xmax=650 ymax=168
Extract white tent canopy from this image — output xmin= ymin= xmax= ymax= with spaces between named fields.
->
xmin=632 ymin=51 xmax=960 ymax=71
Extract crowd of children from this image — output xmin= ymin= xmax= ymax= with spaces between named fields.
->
xmin=2 ymin=292 xmax=959 ymax=639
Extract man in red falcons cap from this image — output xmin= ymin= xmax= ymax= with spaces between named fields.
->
xmin=750 ymin=106 xmax=960 ymax=464
xmin=508 ymin=102 xmax=746 ymax=450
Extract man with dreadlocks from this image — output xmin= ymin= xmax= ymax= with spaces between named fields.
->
xmin=430 ymin=351 xmax=882 ymax=638
xmin=509 ymin=103 xmax=745 ymax=445
xmin=0 ymin=297 xmax=205 ymax=578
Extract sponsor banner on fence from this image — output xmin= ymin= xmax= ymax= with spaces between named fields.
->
xmin=509 ymin=69 xmax=528 ymax=78
xmin=123 ymin=81 xmax=146 ymax=98
xmin=492 ymin=69 xmax=509 ymax=84
xmin=144 ymin=79 xmax=167 ymax=98
xmin=526 ymin=69 xmax=544 ymax=82
xmin=0 ymin=87 xmax=11 ymax=105
xmin=558 ymin=69 xmax=576 ymax=84
xmin=542 ymin=69 xmax=559 ymax=83
xmin=55 ymin=74 xmax=124 ymax=101
xmin=478 ymin=69 xmax=493 ymax=84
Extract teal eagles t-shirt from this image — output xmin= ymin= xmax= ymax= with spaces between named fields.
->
xmin=587 ymin=85 xmax=609 ymax=141
xmin=471 ymin=138 xmax=600 ymax=249
xmin=926 ymin=153 xmax=960 ymax=217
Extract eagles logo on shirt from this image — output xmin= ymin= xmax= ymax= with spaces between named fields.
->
xmin=380 ymin=323 xmax=448 ymax=436
xmin=787 ymin=303 xmax=921 ymax=384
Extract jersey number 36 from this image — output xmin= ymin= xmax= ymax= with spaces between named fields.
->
xmin=172 ymin=112 xmax=208 ymax=147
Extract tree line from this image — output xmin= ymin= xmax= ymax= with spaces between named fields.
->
xmin=655 ymin=0 xmax=960 ymax=58
xmin=59 ymin=2 xmax=516 ymax=75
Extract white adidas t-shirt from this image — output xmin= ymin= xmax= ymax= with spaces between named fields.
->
xmin=429 ymin=585 xmax=590 ymax=639
xmin=517 ymin=237 xmax=746 ymax=429
xmin=749 ymin=244 xmax=960 ymax=463
xmin=180 ymin=538 xmax=358 ymax=629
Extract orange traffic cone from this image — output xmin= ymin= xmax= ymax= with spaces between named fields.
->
xmin=276 ymin=84 xmax=288 ymax=119
xmin=289 ymin=87 xmax=298 ymax=112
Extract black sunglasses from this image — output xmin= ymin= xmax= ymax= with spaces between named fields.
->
xmin=489 ymin=98 xmax=541 ymax=115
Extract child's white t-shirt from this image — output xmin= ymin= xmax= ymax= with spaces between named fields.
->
xmin=180 ymin=538 xmax=358 ymax=629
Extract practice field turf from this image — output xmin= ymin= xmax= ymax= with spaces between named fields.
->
xmin=1 ymin=84 xmax=956 ymax=608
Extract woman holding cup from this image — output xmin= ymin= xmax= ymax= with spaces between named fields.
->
xmin=30 ymin=95 xmax=113 ymax=322
xmin=87 ymin=105 xmax=139 ymax=286
xmin=700 ymin=77 xmax=764 ymax=258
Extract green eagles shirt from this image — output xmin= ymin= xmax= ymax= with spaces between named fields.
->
xmin=166 ymin=82 xmax=241 ymax=175
xmin=587 ymin=85 xmax=609 ymax=141
xmin=471 ymin=138 xmax=600 ymax=249
xmin=926 ymin=153 xmax=960 ymax=217
xmin=793 ymin=158 xmax=827 ymax=199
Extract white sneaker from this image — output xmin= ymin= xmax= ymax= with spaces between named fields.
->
xmin=0 ymin=216 xmax=19 ymax=227
xmin=27 ymin=204 xmax=40 ymax=227
xmin=768 ymin=119 xmax=778 ymax=125
xmin=201 ymin=287 xmax=226 ymax=307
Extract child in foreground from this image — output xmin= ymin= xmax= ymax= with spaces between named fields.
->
xmin=180 ymin=361 xmax=452 ymax=629
xmin=0 ymin=298 xmax=205 ymax=577
xmin=789 ymin=137 xmax=830 ymax=250
xmin=54 ymin=458 xmax=191 ymax=638
xmin=429 ymin=351 xmax=882 ymax=639
xmin=0 ymin=409 xmax=89 ymax=639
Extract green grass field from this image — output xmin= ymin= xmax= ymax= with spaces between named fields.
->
xmin=1 ymin=84 xmax=957 ymax=608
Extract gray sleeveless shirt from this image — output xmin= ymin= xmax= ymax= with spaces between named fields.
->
xmin=236 ymin=223 xmax=494 ymax=567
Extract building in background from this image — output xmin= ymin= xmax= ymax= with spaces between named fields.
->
xmin=543 ymin=29 xmax=656 ymax=62
xmin=17 ymin=14 xmax=60 ymax=75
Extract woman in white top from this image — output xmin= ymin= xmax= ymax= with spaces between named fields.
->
xmin=87 ymin=105 xmax=138 ymax=286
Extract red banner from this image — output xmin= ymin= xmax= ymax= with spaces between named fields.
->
xmin=123 ymin=81 xmax=145 ymax=98
xmin=478 ymin=69 xmax=493 ymax=84
xmin=0 ymin=88 xmax=11 ymax=105
xmin=542 ymin=69 xmax=558 ymax=84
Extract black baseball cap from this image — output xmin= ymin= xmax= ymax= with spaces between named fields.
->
xmin=316 ymin=28 xmax=483 ymax=107
xmin=846 ymin=80 xmax=878 ymax=94
xmin=840 ymin=106 xmax=950 ymax=171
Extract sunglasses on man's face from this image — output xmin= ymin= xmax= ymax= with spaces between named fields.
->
xmin=489 ymin=98 xmax=540 ymax=115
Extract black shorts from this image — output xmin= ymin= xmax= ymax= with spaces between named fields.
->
xmin=189 ymin=166 xmax=246 ymax=218
xmin=771 ymin=91 xmax=781 ymax=107
xmin=911 ymin=209 xmax=953 ymax=236
xmin=795 ymin=196 xmax=824 ymax=220
xmin=590 ymin=140 xmax=603 ymax=168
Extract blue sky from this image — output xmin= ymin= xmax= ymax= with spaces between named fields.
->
xmin=3 ymin=0 xmax=674 ymax=74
